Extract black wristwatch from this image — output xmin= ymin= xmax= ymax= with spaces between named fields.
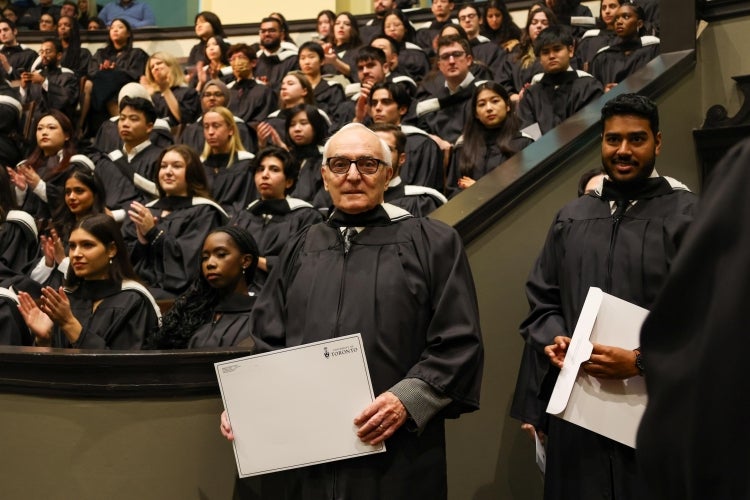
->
xmin=634 ymin=348 xmax=644 ymax=375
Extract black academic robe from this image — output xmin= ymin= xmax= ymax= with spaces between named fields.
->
xmin=20 ymin=155 xmax=69 ymax=221
xmin=187 ymin=293 xmax=256 ymax=348
xmin=97 ymin=143 xmax=164 ymax=213
xmin=384 ymin=178 xmax=446 ymax=217
xmin=415 ymin=80 xmax=478 ymax=144
xmin=254 ymin=47 xmax=299 ymax=91
xmin=181 ymin=116 xmax=257 ymax=156
xmin=0 ymin=288 xmax=31 ymax=346
xmin=590 ymin=36 xmax=660 ymax=86
xmin=151 ymin=85 xmax=200 ymax=127
xmin=89 ymin=46 xmax=149 ymax=109
xmin=187 ymin=40 xmax=208 ymax=67
xmin=506 ymin=46 xmax=544 ymax=94
xmin=636 ymin=139 xmax=750 ymax=500
xmin=510 ymin=177 xmax=697 ymax=500
xmin=313 ymin=79 xmax=346 ymax=131
xmin=1 ymin=45 xmax=37 ymax=79
xmin=123 ymin=196 xmax=228 ymax=299
xmin=400 ymin=124 xmax=444 ymax=192
xmin=517 ymin=69 xmax=603 ymax=134
xmin=18 ymin=3 xmax=61 ymax=30
xmin=576 ymin=29 xmax=616 ymax=71
xmin=227 ymin=78 xmax=277 ymax=127
xmin=93 ymin=117 xmax=174 ymax=155
xmin=51 ymin=279 xmax=160 ymax=349
xmin=230 ymin=197 xmax=323 ymax=294
xmin=469 ymin=36 xmax=508 ymax=80
xmin=415 ymin=19 xmax=455 ymax=55
xmin=24 ymin=65 xmax=80 ymax=120
xmin=202 ymin=151 xmax=256 ymax=217
xmin=61 ymin=46 xmax=94 ymax=79
xmin=323 ymin=42 xmax=361 ymax=81
xmin=446 ymin=132 xmax=533 ymax=198
xmin=0 ymin=209 xmax=39 ymax=274
xmin=289 ymin=144 xmax=325 ymax=205
xmin=248 ymin=203 xmax=483 ymax=499
xmin=396 ymin=42 xmax=430 ymax=83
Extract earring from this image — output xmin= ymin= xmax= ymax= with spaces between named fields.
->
xmin=109 ymin=258 xmax=113 ymax=265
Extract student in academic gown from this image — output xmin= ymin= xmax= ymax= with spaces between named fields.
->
xmin=447 ymin=82 xmax=532 ymax=198
xmin=0 ymin=168 xmax=39 ymax=275
xmin=285 ymin=104 xmax=329 ymax=207
xmin=230 ymin=146 xmax=323 ymax=295
xmin=191 ymin=35 xmax=233 ymax=94
xmin=8 ymin=110 xmax=77 ymax=222
xmin=321 ymin=12 xmax=363 ymax=81
xmin=256 ymin=70 xmax=317 ymax=142
xmin=146 ymin=226 xmax=258 ymax=349
xmin=17 ymin=213 xmax=161 ymax=349
xmin=0 ymin=286 xmax=32 ymax=345
xmin=123 ymin=145 xmax=228 ymax=300
xmin=506 ymin=5 xmax=558 ymax=99
xmin=636 ymin=138 xmax=750 ymax=500
xmin=221 ymin=124 xmax=483 ymax=499
xmin=225 ymin=43 xmax=277 ymax=128
xmin=20 ymin=38 xmax=80 ymax=122
xmin=575 ymin=0 xmax=622 ymax=72
xmin=140 ymin=51 xmax=200 ymax=130
xmin=200 ymin=106 xmax=255 ymax=217
xmin=480 ymin=0 xmax=523 ymax=51
xmin=590 ymin=2 xmax=659 ymax=90
xmin=381 ymin=9 xmax=430 ymax=83
xmin=296 ymin=42 xmax=346 ymax=131
xmin=371 ymin=123 xmax=447 ymax=217
xmin=188 ymin=11 xmax=227 ymax=68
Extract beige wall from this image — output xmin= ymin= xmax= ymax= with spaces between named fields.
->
xmin=201 ymin=0 xmax=335 ymax=22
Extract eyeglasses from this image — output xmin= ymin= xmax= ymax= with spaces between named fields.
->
xmin=325 ymin=157 xmax=385 ymax=175
xmin=202 ymin=92 xmax=224 ymax=98
xmin=38 ymin=49 xmax=56 ymax=55
xmin=438 ymin=50 xmax=466 ymax=61
xmin=458 ymin=13 xmax=477 ymax=21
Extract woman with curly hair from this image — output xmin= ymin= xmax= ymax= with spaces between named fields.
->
xmin=146 ymin=225 xmax=258 ymax=349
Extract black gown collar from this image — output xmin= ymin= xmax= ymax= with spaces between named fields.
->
xmin=250 ymin=198 xmax=290 ymax=216
xmin=73 ymin=279 xmax=122 ymax=300
xmin=151 ymin=196 xmax=193 ymax=210
xmin=327 ymin=205 xmax=393 ymax=228
xmin=215 ymin=292 xmax=255 ymax=313
xmin=541 ymin=70 xmax=578 ymax=86
xmin=599 ymin=176 xmax=672 ymax=202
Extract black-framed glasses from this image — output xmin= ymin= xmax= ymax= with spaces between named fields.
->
xmin=438 ymin=50 xmax=466 ymax=61
xmin=325 ymin=157 xmax=385 ymax=175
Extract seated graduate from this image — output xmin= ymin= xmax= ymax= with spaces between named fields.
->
xmin=368 ymin=82 xmax=444 ymax=192
xmin=0 ymin=286 xmax=32 ymax=346
xmin=0 ymin=19 xmax=38 ymax=81
xmin=140 ymin=51 xmax=200 ymax=131
xmin=414 ymin=0 xmax=456 ymax=55
xmin=576 ymin=0 xmax=622 ymax=72
xmin=506 ymin=4 xmax=559 ymax=101
xmin=286 ymin=104 xmax=330 ymax=208
xmin=17 ymin=213 xmax=161 ymax=349
xmin=188 ymin=11 xmax=227 ymax=68
xmin=447 ymin=81 xmax=533 ymax=198
xmin=192 ymin=35 xmax=233 ymax=94
xmin=254 ymin=16 xmax=299 ymax=91
xmin=0 ymin=167 xmax=39 ymax=275
xmin=381 ymin=8 xmax=430 ymax=82
xmin=230 ymin=146 xmax=323 ymax=295
xmin=88 ymin=18 xmax=149 ymax=131
xmin=517 ymin=25 xmax=603 ymax=135
xmin=296 ymin=41 xmax=346 ymax=131
xmin=19 ymin=38 xmax=80 ymax=123
xmin=122 ymin=145 xmax=228 ymax=299
xmin=0 ymin=91 xmax=24 ymax=170
xmin=144 ymin=226 xmax=259 ymax=349
xmin=545 ymin=0 xmax=595 ymax=37
xmin=225 ymin=43 xmax=277 ymax=129
xmin=257 ymin=70 xmax=319 ymax=145
xmin=320 ymin=11 xmax=363 ymax=81
xmin=180 ymin=79 xmax=256 ymax=155
xmin=590 ymin=1 xmax=659 ymax=91
xmin=371 ymin=123 xmax=447 ymax=217
xmin=480 ymin=0 xmax=523 ymax=51
xmin=29 ymin=155 xmax=107 ymax=287
xmin=92 ymin=82 xmax=174 ymax=155
xmin=94 ymin=95 xmax=165 ymax=221
xmin=8 ymin=110 xmax=77 ymax=222
xmin=457 ymin=3 xmax=510 ymax=81
xmin=200 ymin=105 xmax=256 ymax=217
xmin=369 ymin=34 xmax=421 ymax=100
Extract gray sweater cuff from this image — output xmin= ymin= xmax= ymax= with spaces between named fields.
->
xmin=389 ymin=378 xmax=452 ymax=432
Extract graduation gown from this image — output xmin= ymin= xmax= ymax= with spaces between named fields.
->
xmin=230 ymin=197 xmax=323 ymax=294
xmin=415 ymin=78 xmax=479 ymax=145
xmin=89 ymin=46 xmax=149 ymax=109
xmin=313 ymin=79 xmax=346 ymax=131
xmin=227 ymin=78 xmax=277 ymax=127
xmin=51 ymin=279 xmax=160 ymax=349
xmin=0 ymin=287 xmax=32 ymax=346
xmin=446 ymin=132 xmax=533 ymax=198
xmin=23 ymin=65 xmax=80 ymax=120
xmin=517 ymin=69 xmax=603 ymax=134
xmin=384 ymin=177 xmax=446 ymax=217
xmin=400 ymin=124 xmax=445 ymax=192
xmin=93 ymin=117 xmax=174 ymax=155
xmin=187 ymin=292 xmax=256 ymax=348
xmin=0 ymin=44 xmax=37 ymax=79
xmin=248 ymin=203 xmax=483 ymax=499
xmin=180 ymin=116 xmax=257 ymax=156
xmin=636 ymin=139 xmax=750 ymax=500
xmin=510 ymin=176 xmax=697 ymax=500
xmin=19 ymin=155 xmax=69 ymax=221
xmin=96 ymin=143 xmax=165 ymax=216
xmin=289 ymin=144 xmax=325 ymax=205
xmin=122 ymin=196 xmax=228 ymax=299
xmin=396 ymin=42 xmax=430 ymax=83
xmin=0 ymin=209 xmax=39 ymax=274
xmin=254 ymin=47 xmax=299 ymax=91
xmin=576 ymin=29 xmax=617 ymax=71
xmin=590 ymin=36 xmax=660 ymax=86
xmin=151 ymin=85 xmax=200 ymax=127
xmin=202 ymin=150 xmax=256 ymax=217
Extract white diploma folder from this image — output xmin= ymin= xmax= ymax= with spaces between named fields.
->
xmin=546 ymin=287 xmax=649 ymax=448
xmin=215 ymin=333 xmax=385 ymax=477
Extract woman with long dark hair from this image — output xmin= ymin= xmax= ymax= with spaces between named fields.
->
xmin=257 ymin=71 xmax=319 ymax=146
xmin=321 ymin=12 xmax=362 ymax=80
xmin=576 ymin=0 xmax=623 ymax=71
xmin=286 ymin=104 xmax=330 ymax=205
xmin=230 ymin=146 xmax=323 ymax=295
xmin=481 ymin=0 xmax=523 ymax=51
xmin=446 ymin=81 xmax=533 ymax=197
xmin=188 ymin=11 xmax=227 ymax=68
xmin=192 ymin=35 xmax=232 ymax=93
xmin=123 ymin=144 xmax=228 ymax=299
xmin=315 ymin=9 xmax=336 ymax=44
xmin=8 ymin=110 xmax=76 ymax=221
xmin=146 ymin=226 xmax=259 ymax=349
xmin=17 ymin=213 xmax=161 ymax=349
xmin=508 ymin=4 xmax=559 ymax=99
xmin=382 ymin=8 xmax=430 ymax=82
xmin=88 ymin=18 xmax=149 ymax=127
